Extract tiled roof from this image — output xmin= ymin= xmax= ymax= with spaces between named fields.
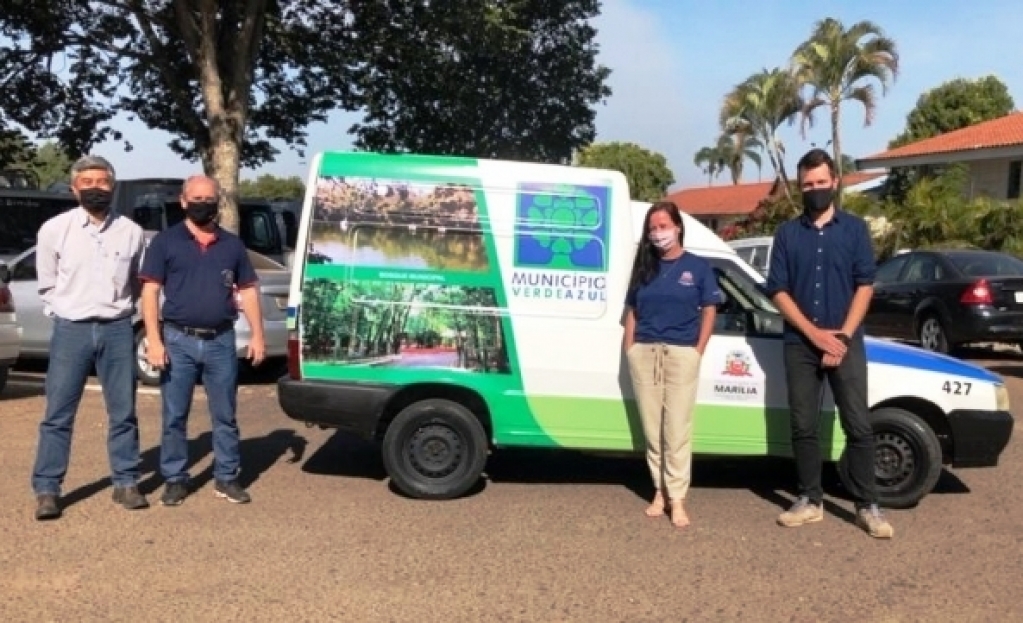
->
xmin=861 ymin=111 xmax=1023 ymax=163
xmin=664 ymin=171 xmax=884 ymax=217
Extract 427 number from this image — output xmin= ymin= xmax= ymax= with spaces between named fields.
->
xmin=942 ymin=380 xmax=972 ymax=396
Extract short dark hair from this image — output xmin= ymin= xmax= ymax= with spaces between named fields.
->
xmin=796 ymin=148 xmax=836 ymax=182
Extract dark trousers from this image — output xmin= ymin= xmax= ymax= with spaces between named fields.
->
xmin=784 ymin=336 xmax=877 ymax=508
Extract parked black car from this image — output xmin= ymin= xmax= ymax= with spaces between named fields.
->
xmin=865 ymin=249 xmax=1023 ymax=353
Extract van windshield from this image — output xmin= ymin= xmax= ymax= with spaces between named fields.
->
xmin=713 ymin=259 xmax=779 ymax=315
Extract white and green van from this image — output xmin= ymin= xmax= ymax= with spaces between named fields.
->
xmin=278 ymin=152 xmax=1014 ymax=507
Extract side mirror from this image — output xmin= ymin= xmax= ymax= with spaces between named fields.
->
xmin=0 ymin=263 xmax=10 ymax=284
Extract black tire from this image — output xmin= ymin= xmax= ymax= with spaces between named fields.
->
xmin=839 ymin=407 xmax=943 ymax=509
xmin=917 ymin=313 xmax=949 ymax=354
xmin=134 ymin=328 xmax=161 ymax=386
xmin=0 ymin=365 xmax=8 ymax=394
xmin=382 ymin=398 xmax=488 ymax=500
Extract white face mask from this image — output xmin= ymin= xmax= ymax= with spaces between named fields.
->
xmin=649 ymin=229 xmax=677 ymax=250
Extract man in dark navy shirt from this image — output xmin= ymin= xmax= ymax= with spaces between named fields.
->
xmin=140 ymin=175 xmax=265 ymax=507
xmin=765 ymin=148 xmax=893 ymax=539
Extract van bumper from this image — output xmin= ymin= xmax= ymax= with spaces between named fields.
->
xmin=277 ymin=377 xmax=397 ymax=440
xmin=947 ymin=409 xmax=1014 ymax=468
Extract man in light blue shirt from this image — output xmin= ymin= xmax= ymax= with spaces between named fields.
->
xmin=31 ymin=155 xmax=148 ymax=521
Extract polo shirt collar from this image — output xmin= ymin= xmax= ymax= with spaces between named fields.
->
xmin=180 ymin=221 xmax=223 ymax=242
xmin=799 ymin=207 xmax=843 ymax=227
xmin=77 ymin=206 xmax=116 ymax=232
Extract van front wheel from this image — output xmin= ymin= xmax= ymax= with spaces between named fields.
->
xmin=839 ymin=407 xmax=942 ymax=509
xmin=382 ymin=399 xmax=488 ymax=500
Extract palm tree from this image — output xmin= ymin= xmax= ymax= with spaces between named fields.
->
xmin=693 ymin=143 xmax=726 ymax=186
xmin=791 ymin=18 xmax=899 ymax=184
xmin=718 ymin=133 xmax=764 ymax=185
xmin=720 ymin=68 xmax=803 ymax=199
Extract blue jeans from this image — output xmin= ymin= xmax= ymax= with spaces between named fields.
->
xmin=159 ymin=326 xmax=241 ymax=483
xmin=32 ymin=317 xmax=140 ymax=494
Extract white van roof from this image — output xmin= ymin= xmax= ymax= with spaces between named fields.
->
xmin=630 ymin=201 xmax=738 ymax=257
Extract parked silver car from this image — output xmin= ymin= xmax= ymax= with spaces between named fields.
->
xmin=0 ymin=240 xmax=290 ymax=385
xmin=0 ymin=266 xmax=19 ymax=394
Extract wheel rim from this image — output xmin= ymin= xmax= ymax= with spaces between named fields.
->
xmin=136 ymin=336 xmax=157 ymax=380
xmin=874 ymin=430 xmax=917 ymax=488
xmin=919 ymin=318 xmax=943 ymax=351
xmin=406 ymin=423 xmax=464 ymax=480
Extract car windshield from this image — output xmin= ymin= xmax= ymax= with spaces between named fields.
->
xmin=948 ymin=253 xmax=1023 ymax=277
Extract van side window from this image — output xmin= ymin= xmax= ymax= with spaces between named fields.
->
xmin=710 ymin=258 xmax=783 ymax=336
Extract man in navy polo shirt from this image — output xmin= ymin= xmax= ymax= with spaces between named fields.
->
xmin=765 ymin=148 xmax=893 ymax=539
xmin=140 ymin=175 xmax=266 ymax=507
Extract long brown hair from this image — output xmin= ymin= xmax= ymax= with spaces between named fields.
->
xmin=628 ymin=201 xmax=685 ymax=290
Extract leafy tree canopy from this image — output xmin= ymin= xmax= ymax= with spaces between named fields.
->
xmin=0 ymin=1 xmax=611 ymax=232
xmin=575 ymin=141 xmax=674 ymax=202
xmin=889 ymin=75 xmax=1015 ymax=148
xmin=238 ymin=174 xmax=305 ymax=200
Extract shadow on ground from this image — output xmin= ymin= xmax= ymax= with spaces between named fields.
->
xmin=299 ymin=431 xmax=972 ymax=514
xmin=57 ymin=427 xmax=307 ymax=508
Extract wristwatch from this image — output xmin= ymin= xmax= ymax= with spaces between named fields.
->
xmin=836 ymin=333 xmax=850 ymax=345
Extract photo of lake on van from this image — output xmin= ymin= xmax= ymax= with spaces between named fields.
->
xmin=301 ymin=278 xmax=512 ymax=374
xmin=307 ymin=176 xmax=490 ymax=273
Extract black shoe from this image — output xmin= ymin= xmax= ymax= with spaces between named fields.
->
xmin=214 ymin=480 xmax=251 ymax=504
xmin=35 ymin=494 xmax=61 ymax=521
xmin=160 ymin=482 xmax=189 ymax=507
xmin=112 ymin=485 xmax=150 ymax=510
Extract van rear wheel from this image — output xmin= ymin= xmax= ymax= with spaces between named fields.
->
xmin=382 ymin=399 xmax=488 ymax=500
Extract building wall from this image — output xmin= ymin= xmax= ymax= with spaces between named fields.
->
xmin=967 ymin=157 xmax=1023 ymax=200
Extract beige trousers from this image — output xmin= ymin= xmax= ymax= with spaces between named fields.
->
xmin=626 ymin=343 xmax=701 ymax=501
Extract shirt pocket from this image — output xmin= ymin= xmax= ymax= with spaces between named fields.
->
xmin=111 ymin=254 xmax=133 ymax=290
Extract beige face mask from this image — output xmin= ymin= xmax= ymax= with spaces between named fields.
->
xmin=649 ymin=229 xmax=678 ymax=250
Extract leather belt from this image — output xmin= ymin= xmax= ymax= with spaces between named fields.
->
xmin=163 ymin=321 xmax=234 ymax=340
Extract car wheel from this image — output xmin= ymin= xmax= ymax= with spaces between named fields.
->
xmin=382 ymin=398 xmax=488 ymax=500
xmin=0 ymin=365 xmax=8 ymax=394
xmin=839 ymin=407 xmax=943 ymax=509
xmin=134 ymin=328 xmax=161 ymax=386
xmin=917 ymin=314 xmax=949 ymax=354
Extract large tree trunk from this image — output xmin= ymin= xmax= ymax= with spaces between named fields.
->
xmin=207 ymin=131 xmax=242 ymax=234
xmin=174 ymin=0 xmax=266 ymax=236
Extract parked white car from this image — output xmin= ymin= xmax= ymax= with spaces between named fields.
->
xmin=0 ymin=266 xmax=19 ymax=393
xmin=0 ymin=240 xmax=290 ymax=385
xmin=728 ymin=235 xmax=774 ymax=277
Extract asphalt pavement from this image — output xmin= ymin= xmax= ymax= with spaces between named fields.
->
xmin=1 ymin=351 xmax=1020 ymax=622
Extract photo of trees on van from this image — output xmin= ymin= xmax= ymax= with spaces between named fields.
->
xmin=301 ymin=278 xmax=511 ymax=374
xmin=307 ymin=176 xmax=490 ymax=273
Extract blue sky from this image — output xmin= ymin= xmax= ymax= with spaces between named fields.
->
xmin=83 ymin=0 xmax=1023 ymax=192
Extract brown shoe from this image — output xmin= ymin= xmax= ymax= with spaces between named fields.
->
xmin=35 ymin=494 xmax=61 ymax=521
xmin=777 ymin=497 xmax=824 ymax=527
xmin=112 ymin=486 xmax=150 ymax=510
xmin=856 ymin=505 xmax=894 ymax=539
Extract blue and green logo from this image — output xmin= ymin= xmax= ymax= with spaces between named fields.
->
xmin=514 ymin=183 xmax=611 ymax=272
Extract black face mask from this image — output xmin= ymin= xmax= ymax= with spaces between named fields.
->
xmin=79 ymin=188 xmax=113 ymax=213
xmin=802 ymin=188 xmax=834 ymax=214
xmin=185 ymin=201 xmax=219 ymax=226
